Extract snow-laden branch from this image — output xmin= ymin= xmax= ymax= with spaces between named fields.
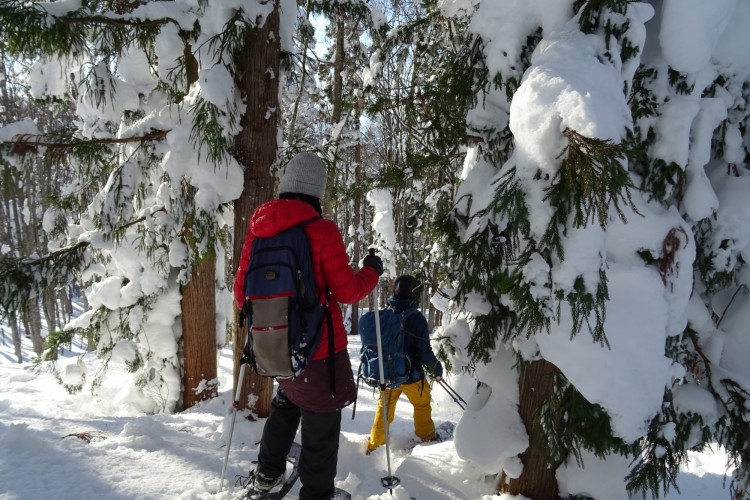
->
xmin=0 ymin=206 xmax=166 ymax=316
xmin=0 ymin=129 xmax=169 ymax=150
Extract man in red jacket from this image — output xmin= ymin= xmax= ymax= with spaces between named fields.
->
xmin=234 ymin=152 xmax=383 ymax=499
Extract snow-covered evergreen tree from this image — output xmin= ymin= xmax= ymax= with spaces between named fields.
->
xmin=0 ymin=0 xmax=269 ymax=412
xmin=362 ymin=0 xmax=468 ymax=314
xmin=428 ymin=0 xmax=750 ymax=497
xmin=0 ymin=48 xmax=78 ymax=362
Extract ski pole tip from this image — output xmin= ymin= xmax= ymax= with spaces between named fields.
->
xmin=381 ymin=476 xmax=400 ymax=489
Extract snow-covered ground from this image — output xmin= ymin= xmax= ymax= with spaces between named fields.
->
xmin=0 ymin=323 xmax=735 ymax=499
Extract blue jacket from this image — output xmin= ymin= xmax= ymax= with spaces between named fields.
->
xmin=387 ymin=296 xmax=443 ymax=383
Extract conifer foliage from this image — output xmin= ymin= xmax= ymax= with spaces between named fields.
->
xmin=426 ymin=0 xmax=750 ymax=497
xmin=0 ymin=0 xmax=259 ymax=412
xmin=2 ymin=0 xmax=750 ymax=497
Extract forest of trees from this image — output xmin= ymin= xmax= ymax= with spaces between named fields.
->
xmin=2 ymin=0 xmax=750 ymax=498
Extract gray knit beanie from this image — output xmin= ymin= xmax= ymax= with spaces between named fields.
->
xmin=278 ymin=152 xmax=327 ymax=200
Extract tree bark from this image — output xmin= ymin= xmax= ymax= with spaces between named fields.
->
xmin=181 ymin=255 xmax=219 ymax=408
xmin=10 ymin=312 xmax=22 ymax=363
xmin=350 ymin=94 xmax=364 ymax=336
xmin=500 ymin=358 xmax=562 ymax=499
xmin=61 ymin=288 xmax=73 ymax=324
xmin=323 ymin=19 xmax=346 ymax=217
xmin=288 ymin=6 xmax=312 ymax=141
xmin=42 ymin=290 xmax=57 ymax=334
xmin=231 ymin=2 xmax=282 ymax=418
xmin=25 ymin=302 xmax=44 ymax=355
xmin=176 ymin=33 xmax=218 ymax=412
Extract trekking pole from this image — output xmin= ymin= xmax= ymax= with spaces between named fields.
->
xmin=369 ymin=249 xmax=400 ymax=493
xmin=219 ymin=358 xmax=248 ymax=492
xmin=437 ymin=378 xmax=467 ymax=410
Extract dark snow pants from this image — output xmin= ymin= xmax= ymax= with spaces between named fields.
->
xmin=257 ymin=390 xmax=341 ymax=500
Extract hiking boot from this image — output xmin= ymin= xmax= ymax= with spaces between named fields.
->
xmin=405 ymin=422 xmax=456 ymax=449
xmin=426 ymin=433 xmax=439 ymax=443
xmin=250 ymin=469 xmax=283 ymax=492
xmin=330 ymin=488 xmax=351 ymax=499
xmin=423 ymin=421 xmax=455 ymax=444
xmin=363 ymin=438 xmax=376 ymax=455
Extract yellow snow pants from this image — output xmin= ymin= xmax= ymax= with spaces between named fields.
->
xmin=367 ymin=379 xmax=436 ymax=452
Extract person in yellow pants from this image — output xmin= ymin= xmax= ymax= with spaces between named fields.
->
xmin=366 ymin=275 xmax=444 ymax=454
xmin=367 ymin=379 xmax=438 ymax=452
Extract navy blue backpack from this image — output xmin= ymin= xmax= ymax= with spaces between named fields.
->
xmin=358 ymin=308 xmax=417 ymax=388
xmin=243 ymin=218 xmax=329 ymax=379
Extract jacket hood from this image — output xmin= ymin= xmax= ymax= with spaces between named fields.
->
xmin=250 ymin=199 xmax=320 ymax=238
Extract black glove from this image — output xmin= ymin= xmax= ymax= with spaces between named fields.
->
xmin=363 ymin=253 xmax=384 ymax=276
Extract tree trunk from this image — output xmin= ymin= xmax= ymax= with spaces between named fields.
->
xmin=500 ymin=358 xmax=562 ymax=499
xmin=231 ymin=2 xmax=282 ymax=418
xmin=289 ymin=7 xmax=312 ymax=141
xmin=181 ymin=255 xmax=219 ymax=409
xmin=350 ymin=94 xmax=364 ymax=336
xmin=25 ymin=301 xmax=44 ymax=355
xmin=427 ymin=289 xmax=435 ymax=330
xmin=428 ymin=262 xmax=441 ymax=330
xmin=21 ymin=306 xmax=30 ymax=337
xmin=61 ymin=288 xmax=73 ymax=324
xmin=42 ymin=290 xmax=57 ymax=333
xmin=10 ymin=312 xmax=22 ymax=363
xmin=324 ymin=19 xmax=346 ymax=217
xmin=81 ymin=284 xmax=96 ymax=352
xmin=176 ymin=33 xmax=218 ymax=412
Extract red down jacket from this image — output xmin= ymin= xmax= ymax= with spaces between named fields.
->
xmin=233 ymin=199 xmax=378 ymax=411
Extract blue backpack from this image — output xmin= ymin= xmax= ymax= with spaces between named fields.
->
xmin=242 ymin=218 xmax=330 ymax=379
xmin=358 ymin=308 xmax=417 ymax=388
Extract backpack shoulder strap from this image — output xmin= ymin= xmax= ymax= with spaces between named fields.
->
xmin=295 ymin=216 xmax=321 ymax=230
xmin=295 ymin=219 xmax=336 ymax=394
xmin=400 ymin=307 xmax=422 ymax=364
xmin=400 ymin=307 xmax=419 ymax=334
xmin=386 ymin=307 xmax=403 ymax=335
xmin=292 ymin=220 xmax=333 ymax=392
xmin=297 ymin=215 xmax=324 ymax=289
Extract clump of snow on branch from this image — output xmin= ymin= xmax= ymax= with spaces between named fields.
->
xmin=366 ymin=189 xmax=398 ymax=277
